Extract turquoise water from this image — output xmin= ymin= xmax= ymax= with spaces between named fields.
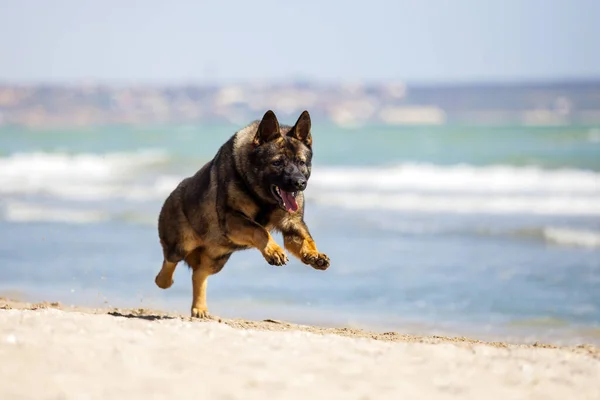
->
xmin=1 ymin=123 xmax=599 ymax=344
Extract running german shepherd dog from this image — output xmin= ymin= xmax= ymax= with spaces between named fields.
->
xmin=155 ymin=110 xmax=330 ymax=318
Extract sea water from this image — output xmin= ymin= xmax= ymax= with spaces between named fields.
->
xmin=1 ymin=123 xmax=599 ymax=345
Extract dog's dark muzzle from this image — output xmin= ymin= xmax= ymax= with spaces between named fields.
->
xmin=284 ymin=175 xmax=307 ymax=192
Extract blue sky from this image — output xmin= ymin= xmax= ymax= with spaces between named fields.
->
xmin=1 ymin=0 xmax=599 ymax=84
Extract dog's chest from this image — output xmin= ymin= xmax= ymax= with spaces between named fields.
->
xmin=253 ymin=206 xmax=278 ymax=227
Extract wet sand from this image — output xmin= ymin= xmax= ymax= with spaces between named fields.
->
xmin=1 ymin=298 xmax=599 ymax=399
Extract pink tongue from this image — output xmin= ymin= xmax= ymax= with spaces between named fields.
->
xmin=280 ymin=190 xmax=298 ymax=212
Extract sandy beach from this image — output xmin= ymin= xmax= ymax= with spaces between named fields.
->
xmin=1 ymin=298 xmax=599 ymax=400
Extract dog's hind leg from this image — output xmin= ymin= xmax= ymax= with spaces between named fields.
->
xmin=155 ymin=241 xmax=182 ymax=289
xmin=155 ymin=260 xmax=177 ymax=289
xmin=185 ymin=248 xmax=231 ymax=319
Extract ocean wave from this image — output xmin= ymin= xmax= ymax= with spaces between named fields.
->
xmin=359 ymin=220 xmax=600 ymax=249
xmin=477 ymin=226 xmax=600 ymax=248
xmin=307 ymin=163 xmax=600 ymax=215
xmin=310 ymin=192 xmax=600 ymax=216
xmin=0 ymin=150 xmax=176 ymax=201
xmin=309 ymin=163 xmax=600 ymax=194
xmin=1 ymin=151 xmax=599 ymax=216
xmin=0 ymin=201 xmax=160 ymax=225
xmin=0 ymin=150 xmax=169 ymax=180
xmin=540 ymin=227 xmax=600 ymax=248
xmin=2 ymin=202 xmax=110 ymax=224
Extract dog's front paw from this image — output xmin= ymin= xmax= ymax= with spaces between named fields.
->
xmin=262 ymin=243 xmax=289 ymax=266
xmin=302 ymin=252 xmax=330 ymax=270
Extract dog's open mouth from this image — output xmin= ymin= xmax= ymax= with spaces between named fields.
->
xmin=271 ymin=185 xmax=299 ymax=212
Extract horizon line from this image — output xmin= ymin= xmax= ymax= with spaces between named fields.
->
xmin=1 ymin=75 xmax=600 ymax=88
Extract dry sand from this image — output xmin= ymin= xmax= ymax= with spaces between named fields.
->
xmin=1 ymin=298 xmax=599 ymax=400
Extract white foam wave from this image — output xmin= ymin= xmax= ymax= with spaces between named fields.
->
xmin=310 ymin=163 xmax=600 ymax=194
xmin=356 ymin=220 xmax=600 ymax=248
xmin=0 ymin=150 xmax=174 ymax=201
xmin=0 ymin=149 xmax=168 ymax=179
xmin=306 ymin=163 xmax=600 ymax=215
xmin=309 ymin=192 xmax=600 ymax=216
xmin=2 ymin=202 xmax=110 ymax=224
xmin=542 ymin=227 xmax=600 ymax=248
xmin=1 ymin=152 xmax=599 ymax=216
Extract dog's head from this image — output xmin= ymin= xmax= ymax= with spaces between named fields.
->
xmin=249 ymin=110 xmax=313 ymax=213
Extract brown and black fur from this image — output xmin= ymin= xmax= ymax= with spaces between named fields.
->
xmin=155 ymin=110 xmax=330 ymax=318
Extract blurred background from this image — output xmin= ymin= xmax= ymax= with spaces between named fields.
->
xmin=0 ymin=0 xmax=599 ymax=344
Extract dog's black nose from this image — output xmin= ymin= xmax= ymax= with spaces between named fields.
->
xmin=295 ymin=178 xmax=307 ymax=190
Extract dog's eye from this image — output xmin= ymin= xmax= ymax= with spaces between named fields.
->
xmin=271 ymin=160 xmax=283 ymax=167
xmin=298 ymin=160 xmax=306 ymax=167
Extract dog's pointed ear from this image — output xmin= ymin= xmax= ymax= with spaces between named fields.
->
xmin=254 ymin=110 xmax=281 ymax=146
xmin=288 ymin=110 xmax=312 ymax=147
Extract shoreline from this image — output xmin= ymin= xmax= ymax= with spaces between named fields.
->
xmin=2 ymin=297 xmax=598 ymax=356
xmin=3 ymin=284 xmax=600 ymax=348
